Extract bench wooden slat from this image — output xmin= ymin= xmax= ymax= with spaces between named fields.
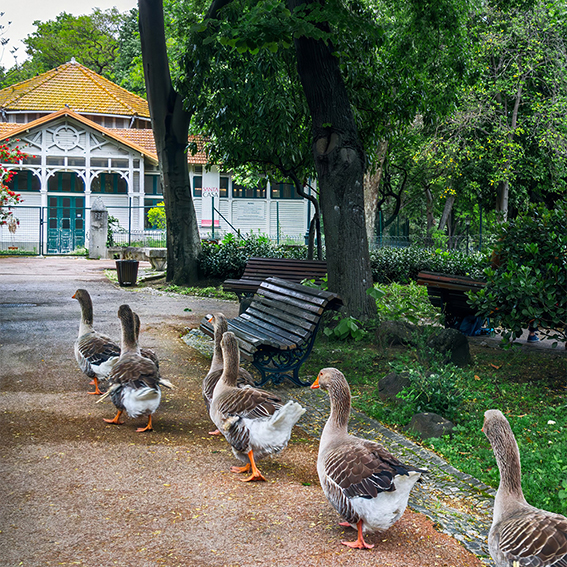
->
xmin=240 ymin=311 xmax=309 ymax=342
xmin=223 ymin=257 xmax=328 ymax=297
xmin=245 ymin=304 xmax=316 ymax=334
xmin=252 ymin=297 xmax=320 ymax=326
xmin=228 ymin=318 xmax=296 ymax=350
xmin=258 ymin=290 xmax=323 ymax=315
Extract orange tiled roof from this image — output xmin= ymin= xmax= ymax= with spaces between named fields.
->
xmin=114 ymin=129 xmax=209 ymax=165
xmin=0 ymin=123 xmax=20 ymax=139
xmin=0 ymin=60 xmax=150 ymax=118
xmin=0 ymin=108 xmax=158 ymax=165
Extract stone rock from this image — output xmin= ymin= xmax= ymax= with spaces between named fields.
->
xmin=406 ymin=412 xmax=455 ymax=440
xmin=378 ymin=372 xmax=411 ymax=402
xmin=427 ymin=328 xmax=471 ymax=366
xmin=375 ymin=320 xmax=419 ymax=346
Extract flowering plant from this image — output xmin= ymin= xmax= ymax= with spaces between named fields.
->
xmin=0 ymin=141 xmax=27 ymax=226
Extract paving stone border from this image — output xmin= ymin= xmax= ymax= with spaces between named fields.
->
xmin=185 ymin=329 xmax=497 ymax=566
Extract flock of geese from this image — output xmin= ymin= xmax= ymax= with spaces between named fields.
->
xmin=73 ymin=291 xmax=567 ymax=564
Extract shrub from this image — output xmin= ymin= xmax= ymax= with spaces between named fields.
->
xmin=199 ymin=232 xmax=309 ymax=279
xmin=147 ymin=202 xmax=166 ymax=229
xmin=369 ymin=246 xmax=485 ymax=284
xmin=469 ymin=202 xmax=567 ymax=345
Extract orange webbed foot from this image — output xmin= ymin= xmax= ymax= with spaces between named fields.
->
xmin=241 ymin=471 xmax=266 ymax=482
xmin=103 ymin=410 xmax=123 ymax=425
xmin=136 ymin=415 xmax=153 ymax=433
xmin=239 ymin=450 xmax=265 ymax=481
xmin=231 ymin=464 xmax=251 ymax=474
xmin=341 ymin=521 xmax=373 ymax=549
xmin=341 ymin=540 xmax=374 ymax=549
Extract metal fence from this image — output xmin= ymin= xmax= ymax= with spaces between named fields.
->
xmin=0 ymin=206 xmax=43 ymax=254
xmin=0 ymin=204 xmax=485 ymax=256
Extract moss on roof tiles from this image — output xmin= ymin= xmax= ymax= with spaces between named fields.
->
xmin=0 ymin=61 xmax=150 ymax=118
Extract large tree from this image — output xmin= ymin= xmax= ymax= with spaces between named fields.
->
xmin=286 ymin=0 xmax=375 ymax=318
xmin=138 ymin=0 xmax=204 ymax=285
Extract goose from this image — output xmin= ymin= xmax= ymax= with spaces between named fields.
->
xmin=73 ymin=289 xmax=120 ymax=395
xmin=482 ymin=409 xmax=567 ymax=567
xmin=97 ymin=305 xmax=173 ymax=432
xmin=203 ymin=313 xmax=255 ymax=435
xmin=209 ymin=331 xmax=305 ymax=482
xmin=311 ymin=367 xmax=426 ymax=549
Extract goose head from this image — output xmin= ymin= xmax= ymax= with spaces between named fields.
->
xmin=209 ymin=313 xmax=228 ymax=335
xmin=311 ymin=367 xmax=351 ymax=430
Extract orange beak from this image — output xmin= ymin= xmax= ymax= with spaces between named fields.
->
xmin=72 ymin=292 xmax=76 ymax=299
xmin=207 ymin=314 xmax=214 ymax=323
xmin=310 ymin=376 xmax=320 ymax=389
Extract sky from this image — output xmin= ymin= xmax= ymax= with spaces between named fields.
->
xmin=1 ymin=0 xmax=138 ymax=69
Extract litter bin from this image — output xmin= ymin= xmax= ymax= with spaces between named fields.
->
xmin=116 ymin=260 xmax=139 ymax=286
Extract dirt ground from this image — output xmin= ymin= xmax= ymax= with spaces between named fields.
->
xmin=0 ymin=257 xmax=485 ymax=567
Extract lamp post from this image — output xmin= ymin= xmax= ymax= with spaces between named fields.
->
xmin=465 ymin=216 xmax=470 ymax=255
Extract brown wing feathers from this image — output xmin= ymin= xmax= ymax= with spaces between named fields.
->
xmin=216 ymin=387 xmax=283 ymax=420
xmin=499 ymin=513 xmax=567 ymax=566
xmin=326 ymin=441 xmax=424 ymax=500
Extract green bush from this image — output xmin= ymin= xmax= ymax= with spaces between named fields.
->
xmin=199 ymin=232 xmax=308 ymax=279
xmin=394 ymin=363 xmax=465 ymax=421
xmin=469 ymin=202 xmax=567 ymax=345
xmin=370 ymin=246 xmax=485 ymax=284
xmin=147 ymin=202 xmax=166 ymax=229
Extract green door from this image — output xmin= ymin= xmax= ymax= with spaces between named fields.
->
xmin=47 ymin=196 xmax=85 ymax=253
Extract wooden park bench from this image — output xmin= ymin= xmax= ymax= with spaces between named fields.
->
xmin=200 ymin=276 xmax=343 ymax=387
xmin=222 ymin=257 xmax=328 ymax=302
xmin=417 ymin=271 xmax=487 ymax=329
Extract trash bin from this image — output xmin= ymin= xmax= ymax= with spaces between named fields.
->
xmin=116 ymin=260 xmax=139 ymax=286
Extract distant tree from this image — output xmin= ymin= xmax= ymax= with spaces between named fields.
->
xmin=113 ymin=8 xmax=146 ymax=96
xmin=23 ymin=8 xmax=126 ymax=76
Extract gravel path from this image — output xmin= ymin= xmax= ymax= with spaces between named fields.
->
xmin=1 ymin=256 xmax=486 ymax=567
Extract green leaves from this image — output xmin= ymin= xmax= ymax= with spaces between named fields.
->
xmin=469 ymin=201 xmax=567 ymax=345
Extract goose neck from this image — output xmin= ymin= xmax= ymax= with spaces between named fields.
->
xmin=326 ymin=380 xmax=351 ymax=434
xmin=221 ymin=342 xmax=239 ymax=387
xmin=492 ymin=427 xmax=526 ymax=519
xmin=78 ymin=296 xmax=94 ymax=335
xmin=120 ymin=314 xmax=137 ymax=354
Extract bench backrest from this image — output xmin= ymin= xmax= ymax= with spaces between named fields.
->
xmin=240 ymin=257 xmax=327 ymax=283
xmin=417 ymin=270 xmax=486 ymax=292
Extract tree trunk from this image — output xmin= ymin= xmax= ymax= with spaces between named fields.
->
xmin=424 ymin=185 xmax=435 ymax=245
xmin=287 ymin=0 xmax=375 ymax=319
xmin=138 ymin=0 xmax=202 ymax=285
xmin=364 ymin=140 xmax=388 ymax=247
xmin=438 ymin=194 xmax=455 ymax=232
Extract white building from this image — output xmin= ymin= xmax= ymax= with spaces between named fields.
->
xmin=0 ymin=60 xmax=312 ymax=254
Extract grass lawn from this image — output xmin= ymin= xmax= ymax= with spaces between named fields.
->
xmin=303 ymin=331 xmax=567 ymax=516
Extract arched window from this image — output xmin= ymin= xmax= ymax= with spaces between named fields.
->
xmin=91 ymin=173 xmax=127 ymax=194
xmin=6 ymin=170 xmax=40 ymax=192
xmin=48 ymin=172 xmax=85 ymax=193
